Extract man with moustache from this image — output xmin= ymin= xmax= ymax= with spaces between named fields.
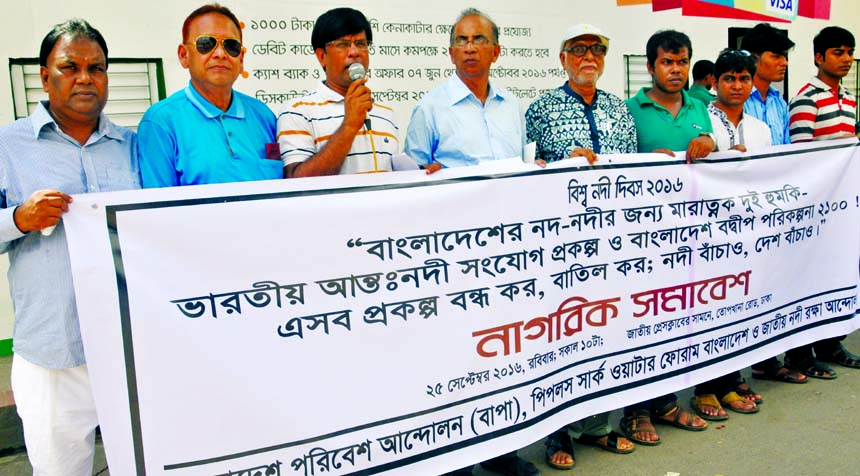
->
xmin=0 ymin=19 xmax=140 ymax=475
xmin=413 ymin=10 xmax=537 ymax=476
xmin=622 ymin=29 xmax=712 ymax=446
xmin=278 ymin=7 xmax=399 ymax=177
xmin=525 ymin=23 xmax=636 ymax=470
xmin=139 ymin=3 xmax=282 ymax=186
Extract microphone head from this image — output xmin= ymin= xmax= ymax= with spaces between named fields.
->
xmin=348 ymin=63 xmax=367 ymax=81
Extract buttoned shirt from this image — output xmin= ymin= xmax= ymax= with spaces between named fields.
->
xmin=278 ymin=82 xmax=399 ymax=174
xmin=0 ymin=102 xmax=140 ymax=368
xmin=404 ymin=74 xmax=524 ymax=167
xmin=708 ymin=103 xmax=773 ymax=151
xmin=789 ymin=76 xmax=857 ymax=142
xmin=626 ymin=87 xmax=713 ymax=153
xmin=525 ymin=83 xmax=637 ymax=161
xmin=744 ymin=86 xmax=791 ymax=145
xmin=138 ymin=82 xmax=281 ymax=187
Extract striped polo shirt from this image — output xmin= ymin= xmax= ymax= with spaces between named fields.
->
xmin=788 ymin=76 xmax=857 ymax=142
xmin=277 ymin=82 xmax=399 ymax=174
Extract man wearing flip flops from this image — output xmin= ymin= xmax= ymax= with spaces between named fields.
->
xmin=524 ymin=23 xmax=637 ymax=470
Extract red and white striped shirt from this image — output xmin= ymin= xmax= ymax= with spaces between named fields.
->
xmin=789 ymin=76 xmax=857 ymax=142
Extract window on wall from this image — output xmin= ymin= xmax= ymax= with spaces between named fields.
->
xmin=624 ymin=54 xmax=650 ymax=99
xmin=9 ymin=58 xmax=166 ymax=130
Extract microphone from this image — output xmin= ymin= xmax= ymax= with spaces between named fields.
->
xmin=347 ymin=63 xmax=372 ymax=130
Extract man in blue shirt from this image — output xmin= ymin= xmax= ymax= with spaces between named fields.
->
xmin=404 ymin=8 xmax=523 ymax=172
xmin=0 ymin=19 xmax=140 ymax=476
xmin=409 ymin=10 xmax=538 ymax=476
xmin=738 ymin=24 xmax=810 ymax=385
xmin=138 ymin=4 xmax=281 ymax=187
xmin=741 ymin=23 xmax=795 ymax=146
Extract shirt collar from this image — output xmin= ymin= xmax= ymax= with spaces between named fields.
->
xmin=316 ymin=81 xmax=347 ymax=103
xmin=634 ymin=87 xmax=694 ymax=110
xmin=808 ymin=75 xmax=848 ymax=96
xmin=31 ymin=100 xmax=124 ymax=142
xmin=184 ymin=81 xmax=245 ymax=119
xmin=561 ymin=82 xmax=602 ymax=107
xmin=447 ymin=73 xmax=505 ymax=106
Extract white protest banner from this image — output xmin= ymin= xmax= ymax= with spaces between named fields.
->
xmin=64 ymin=141 xmax=860 ymax=476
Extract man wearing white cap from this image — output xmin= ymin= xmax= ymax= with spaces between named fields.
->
xmin=526 ymin=23 xmax=637 ymax=471
xmin=526 ymin=24 xmax=637 ymax=164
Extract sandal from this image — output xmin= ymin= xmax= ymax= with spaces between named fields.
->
xmin=750 ymin=363 xmax=809 ymax=383
xmin=720 ymin=391 xmax=759 ymax=414
xmin=620 ymin=410 xmax=661 ymax=446
xmin=784 ymin=356 xmax=838 ymax=379
xmin=544 ymin=431 xmax=575 ymax=470
xmin=574 ymin=430 xmax=635 ymax=454
xmin=690 ymin=394 xmax=728 ymax=421
xmin=653 ymin=402 xmax=708 ymax=431
xmin=731 ymin=376 xmax=763 ymax=404
xmin=817 ymin=343 xmax=860 ymax=369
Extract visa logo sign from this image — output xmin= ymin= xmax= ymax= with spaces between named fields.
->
xmin=767 ymin=0 xmax=795 ymax=14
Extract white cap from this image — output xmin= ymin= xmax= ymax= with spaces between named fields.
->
xmin=560 ymin=23 xmax=610 ymax=51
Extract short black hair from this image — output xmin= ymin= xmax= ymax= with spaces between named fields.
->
xmin=182 ymin=3 xmax=243 ymax=43
xmin=713 ymin=49 xmax=757 ymax=80
xmin=692 ymin=60 xmax=714 ymax=81
xmin=740 ymin=23 xmax=794 ymax=57
xmin=39 ymin=19 xmax=108 ymax=68
xmin=646 ymin=30 xmax=692 ymax=68
xmin=813 ymin=26 xmax=855 ymax=67
xmin=311 ymin=7 xmax=372 ymax=51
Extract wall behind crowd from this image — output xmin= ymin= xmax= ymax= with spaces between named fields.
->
xmin=0 ymin=0 xmax=858 ymax=348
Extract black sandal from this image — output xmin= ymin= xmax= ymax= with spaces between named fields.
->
xmin=817 ymin=343 xmax=860 ymax=369
xmin=574 ymin=430 xmax=635 ymax=454
xmin=784 ymin=356 xmax=838 ymax=379
xmin=544 ymin=431 xmax=575 ymax=470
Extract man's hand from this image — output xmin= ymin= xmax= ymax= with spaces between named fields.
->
xmin=652 ymin=148 xmax=676 ymax=157
xmin=535 ymin=159 xmax=547 ymax=168
xmin=686 ymin=135 xmax=715 ymax=162
xmin=424 ymin=162 xmax=443 ymax=175
xmin=343 ymin=77 xmax=373 ymax=131
xmin=13 ymin=190 xmax=72 ymax=233
xmin=729 ymin=144 xmax=748 ymax=152
xmin=570 ymin=147 xmax=598 ymax=165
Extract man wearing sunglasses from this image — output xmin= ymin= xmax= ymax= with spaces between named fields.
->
xmin=278 ymin=7 xmax=399 ymax=177
xmin=138 ymin=3 xmax=282 ymax=187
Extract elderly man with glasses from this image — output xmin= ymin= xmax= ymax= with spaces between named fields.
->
xmin=278 ymin=7 xmax=399 ymax=177
xmin=139 ymin=3 xmax=282 ymax=187
xmin=524 ymin=24 xmax=637 ymax=471
xmin=404 ymin=8 xmax=523 ymax=173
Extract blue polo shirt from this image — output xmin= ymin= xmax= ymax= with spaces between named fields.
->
xmin=138 ymin=82 xmax=281 ymax=187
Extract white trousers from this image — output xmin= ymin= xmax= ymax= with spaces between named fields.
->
xmin=10 ymin=355 xmax=98 ymax=476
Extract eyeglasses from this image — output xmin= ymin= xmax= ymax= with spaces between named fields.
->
xmin=326 ymin=39 xmax=372 ymax=52
xmin=562 ymin=44 xmax=607 ymax=57
xmin=452 ymin=36 xmax=493 ymax=48
xmin=718 ymin=49 xmax=752 ymax=58
xmin=188 ymin=35 xmax=243 ymax=57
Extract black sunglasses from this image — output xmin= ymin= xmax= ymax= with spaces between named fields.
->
xmin=189 ymin=35 xmax=243 ymax=57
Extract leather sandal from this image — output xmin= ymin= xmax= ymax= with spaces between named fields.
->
xmin=720 ymin=391 xmax=759 ymax=414
xmin=751 ymin=363 xmax=808 ymax=383
xmin=784 ymin=356 xmax=838 ymax=379
xmin=620 ymin=409 xmax=661 ymax=446
xmin=544 ymin=431 xmax=575 ymax=470
xmin=653 ymin=402 xmax=708 ymax=431
xmin=574 ymin=430 xmax=635 ymax=454
xmin=691 ymin=394 xmax=729 ymax=421
xmin=816 ymin=343 xmax=860 ymax=369
xmin=731 ymin=376 xmax=763 ymax=403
